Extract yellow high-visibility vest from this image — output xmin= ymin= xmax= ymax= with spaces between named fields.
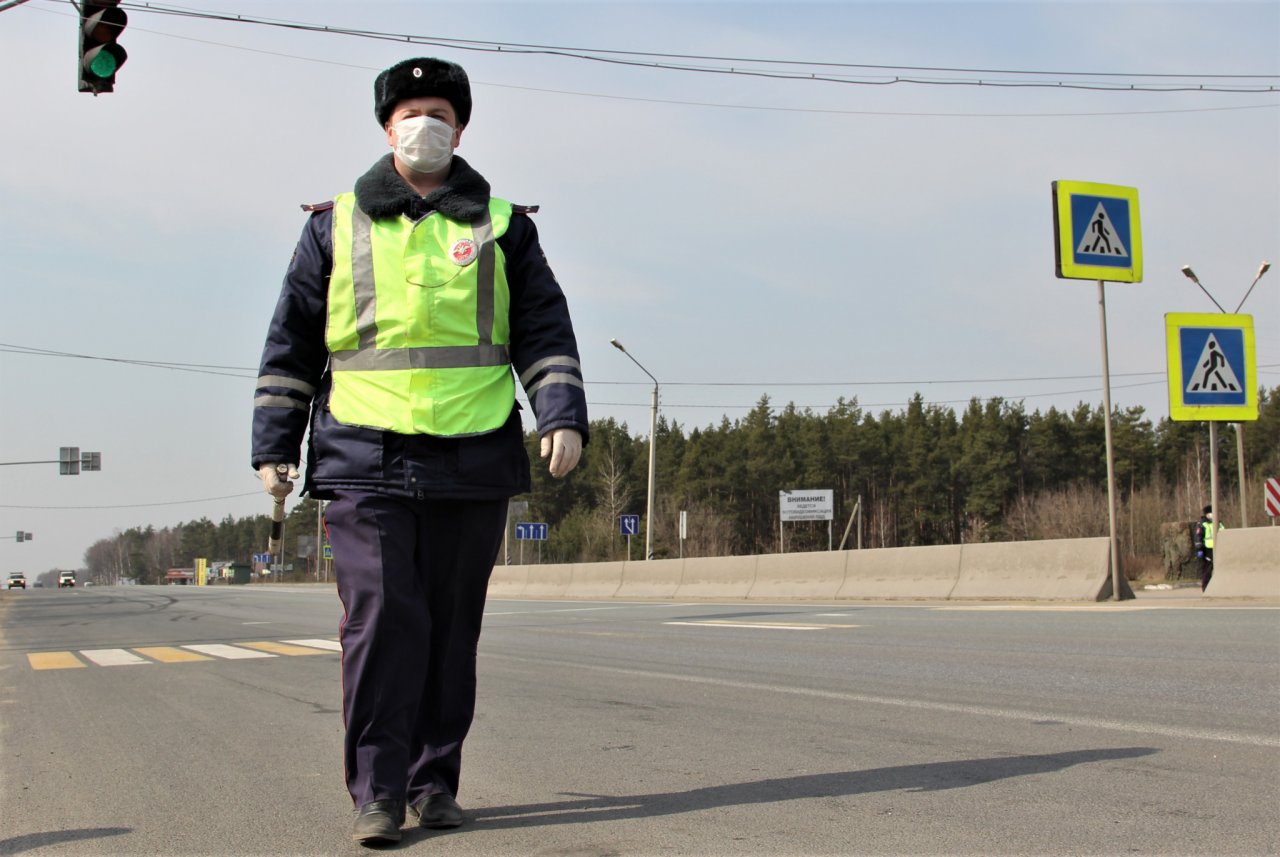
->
xmin=326 ymin=194 xmax=515 ymax=435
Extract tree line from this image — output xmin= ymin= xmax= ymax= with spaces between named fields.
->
xmin=81 ymin=386 xmax=1279 ymax=584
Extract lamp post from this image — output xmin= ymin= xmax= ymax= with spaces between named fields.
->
xmin=1180 ymin=261 xmax=1271 ymax=529
xmin=610 ymin=338 xmax=658 ymax=560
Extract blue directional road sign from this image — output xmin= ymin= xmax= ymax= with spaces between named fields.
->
xmin=1052 ymin=180 xmax=1142 ymax=283
xmin=514 ymin=522 xmax=548 ymax=541
xmin=619 ymin=515 xmax=640 ymax=536
xmin=253 ymin=552 xmax=271 ymax=564
xmin=1165 ymin=313 xmax=1257 ymax=422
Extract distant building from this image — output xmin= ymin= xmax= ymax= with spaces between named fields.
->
xmin=164 ymin=568 xmax=195 ymax=585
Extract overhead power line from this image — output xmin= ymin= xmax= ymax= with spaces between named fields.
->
xmin=77 ymin=1 xmax=1280 ymax=94
xmin=9 ymin=339 xmax=1276 ymax=412
xmin=0 ymin=491 xmax=262 ymax=510
xmin=21 ymin=2 xmax=1280 ymax=116
xmin=11 ymin=340 xmax=1249 ymax=389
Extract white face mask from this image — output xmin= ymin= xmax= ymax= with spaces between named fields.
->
xmin=392 ymin=115 xmax=455 ymax=174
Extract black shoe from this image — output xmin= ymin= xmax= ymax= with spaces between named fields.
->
xmin=409 ymin=793 xmax=465 ymax=829
xmin=352 ymin=800 xmax=405 ymax=846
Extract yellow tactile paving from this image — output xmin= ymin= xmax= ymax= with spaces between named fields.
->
xmin=133 ymin=646 xmax=214 ymax=663
xmin=239 ymin=641 xmax=329 ymax=656
xmin=28 ymin=652 xmax=86 ymax=670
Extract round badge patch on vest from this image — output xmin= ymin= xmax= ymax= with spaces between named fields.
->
xmin=450 ymin=238 xmax=478 ymax=266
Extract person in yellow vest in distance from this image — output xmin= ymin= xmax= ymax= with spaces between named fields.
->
xmin=250 ymin=57 xmax=588 ymax=847
xmin=1193 ymin=505 xmax=1224 ymax=592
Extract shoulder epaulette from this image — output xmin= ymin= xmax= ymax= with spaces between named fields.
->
xmin=512 ymin=204 xmax=540 ymax=215
xmin=300 ymin=200 xmax=335 ymax=213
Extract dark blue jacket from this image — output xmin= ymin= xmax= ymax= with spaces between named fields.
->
xmin=251 ymin=154 xmax=588 ymax=500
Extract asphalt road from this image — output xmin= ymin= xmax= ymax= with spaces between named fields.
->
xmin=0 ymin=584 xmax=1276 ymax=856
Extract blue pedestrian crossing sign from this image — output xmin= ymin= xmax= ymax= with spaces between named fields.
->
xmin=1164 ymin=313 xmax=1257 ymax=422
xmin=1052 ymin=180 xmax=1142 ymax=282
xmin=619 ymin=515 xmax=640 ymax=536
xmin=514 ymin=522 xmax=548 ymax=541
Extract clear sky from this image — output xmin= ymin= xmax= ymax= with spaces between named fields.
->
xmin=1 ymin=0 xmax=1277 ymax=575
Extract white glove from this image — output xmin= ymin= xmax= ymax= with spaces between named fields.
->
xmin=540 ymin=428 xmax=582 ymax=478
xmin=258 ymin=463 xmax=300 ymax=498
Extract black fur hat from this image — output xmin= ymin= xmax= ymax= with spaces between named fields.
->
xmin=374 ymin=58 xmax=472 ymax=128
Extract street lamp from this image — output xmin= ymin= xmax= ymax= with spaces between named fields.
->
xmin=610 ymin=338 xmax=658 ymax=560
xmin=1179 ymin=265 xmax=1227 ymax=312
xmin=1234 ymin=260 xmax=1271 ymax=314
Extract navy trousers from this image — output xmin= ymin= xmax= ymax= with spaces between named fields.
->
xmin=325 ymin=491 xmax=507 ymax=807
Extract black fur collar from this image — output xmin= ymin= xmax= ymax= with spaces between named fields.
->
xmin=353 ymin=153 xmax=491 ymax=223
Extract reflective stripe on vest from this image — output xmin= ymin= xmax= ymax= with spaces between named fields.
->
xmin=327 ymin=194 xmax=515 ymax=435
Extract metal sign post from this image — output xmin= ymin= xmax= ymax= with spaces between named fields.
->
xmin=1096 ymin=279 xmax=1122 ymax=604
xmin=1052 ymin=180 xmax=1143 ymax=601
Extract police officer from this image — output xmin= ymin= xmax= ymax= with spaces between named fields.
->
xmin=251 ymin=57 xmax=588 ymax=846
xmin=1193 ymin=505 xmax=1223 ymax=591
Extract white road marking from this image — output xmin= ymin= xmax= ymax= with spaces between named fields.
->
xmin=666 ymin=621 xmax=831 ymax=631
xmin=182 ymin=644 xmax=275 ymax=659
xmin=489 ymin=654 xmax=1280 ymax=748
xmin=79 ymin=649 xmax=152 ymax=666
xmin=282 ymin=638 xmax=343 ymax=652
xmin=486 ymin=605 xmax=645 ymax=616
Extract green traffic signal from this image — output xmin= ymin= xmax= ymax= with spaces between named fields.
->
xmin=78 ymin=1 xmax=128 ymax=93
xmin=85 ymin=45 xmax=125 ymax=78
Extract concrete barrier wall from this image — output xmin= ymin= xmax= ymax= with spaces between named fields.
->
xmin=673 ymin=554 xmax=758 ymax=600
xmin=569 ymin=561 xmax=624 ymax=598
xmin=616 ymin=558 xmax=684 ymax=599
xmin=519 ymin=562 xmax=574 ymax=599
xmin=953 ymin=537 xmax=1120 ymax=601
xmin=1204 ymin=527 xmax=1280 ymax=598
xmin=487 ymin=563 xmax=529 ymax=597
xmin=839 ymin=544 xmax=962 ymax=599
xmin=490 ymin=536 xmax=1162 ymax=601
xmin=749 ymin=551 xmax=847 ymax=600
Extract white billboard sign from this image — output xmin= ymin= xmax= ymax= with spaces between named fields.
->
xmin=779 ymin=490 xmax=834 ymax=522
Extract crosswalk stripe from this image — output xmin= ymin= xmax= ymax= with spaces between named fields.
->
xmin=134 ymin=646 xmax=213 ymax=663
xmin=182 ymin=644 xmax=275 ymax=660
xmin=282 ymin=638 xmax=344 ymax=652
xmin=28 ymin=651 xmax=86 ymax=670
xmin=665 ymin=621 xmax=832 ymax=631
xmin=20 ymin=638 xmax=342 ymax=670
xmin=80 ymin=649 xmax=151 ymax=666
xmin=240 ymin=641 xmax=328 ymax=656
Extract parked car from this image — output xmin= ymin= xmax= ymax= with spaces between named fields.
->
xmin=6 ymin=572 xmax=27 ymax=590
xmin=58 ymin=571 xmax=76 ymax=588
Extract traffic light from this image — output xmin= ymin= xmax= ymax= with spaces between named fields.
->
xmin=78 ymin=0 xmax=128 ymax=94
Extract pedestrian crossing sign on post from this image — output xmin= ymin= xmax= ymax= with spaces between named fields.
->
xmin=1052 ymin=180 xmax=1142 ymax=282
xmin=1164 ymin=312 xmax=1257 ymax=421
